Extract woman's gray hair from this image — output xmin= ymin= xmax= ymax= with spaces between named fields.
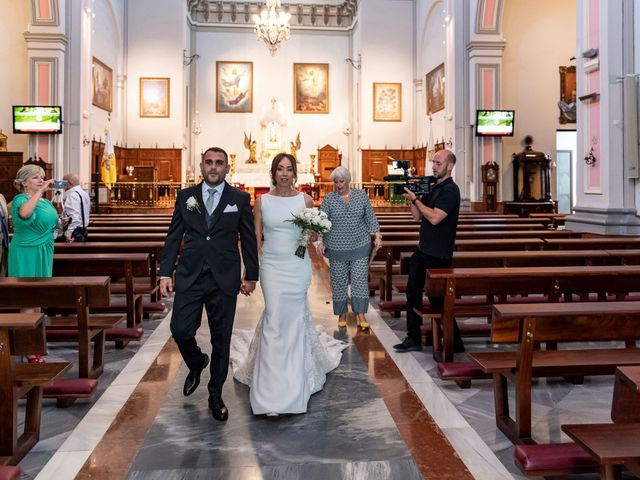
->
xmin=14 ymin=164 xmax=45 ymax=192
xmin=330 ymin=166 xmax=351 ymax=182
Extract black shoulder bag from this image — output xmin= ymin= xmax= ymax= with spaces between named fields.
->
xmin=70 ymin=192 xmax=89 ymax=242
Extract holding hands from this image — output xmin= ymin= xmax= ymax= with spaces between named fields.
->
xmin=241 ymin=279 xmax=256 ymax=296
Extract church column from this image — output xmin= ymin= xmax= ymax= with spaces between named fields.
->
xmin=24 ymin=0 xmax=67 ymax=177
xmin=465 ymin=0 xmax=505 ymax=207
xmin=566 ymin=0 xmax=640 ymax=234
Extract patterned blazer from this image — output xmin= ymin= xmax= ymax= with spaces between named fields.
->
xmin=320 ymin=188 xmax=380 ymax=262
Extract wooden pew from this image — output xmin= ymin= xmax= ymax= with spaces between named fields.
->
xmin=54 ymin=241 xmax=164 ymax=303
xmin=0 ymin=313 xmax=70 ymax=465
xmin=379 ymin=230 xmax=578 ymax=242
xmin=457 ymin=230 xmax=580 ymax=240
xmin=561 ymin=423 xmax=640 ymax=480
xmin=545 ymin=237 xmax=640 ymax=250
xmin=52 ymin=253 xmax=154 ymax=344
xmin=376 ymin=239 xmax=546 ymax=302
xmin=77 ymin=232 xmax=167 ymax=242
xmin=426 ymin=265 xmax=640 ymax=363
xmin=552 ymin=371 xmax=640 ymax=479
xmin=612 ymin=366 xmax=640 ymax=423
xmin=379 ymin=223 xmax=548 ymax=232
xmin=89 ymin=217 xmax=171 ymax=227
xmin=0 ymin=277 xmax=121 ymax=379
xmin=87 ymin=226 xmax=169 ymax=234
xmin=469 ymin=301 xmax=640 ymax=444
xmin=382 ymin=249 xmax=614 ymax=309
xmin=91 ymin=214 xmax=171 ymax=219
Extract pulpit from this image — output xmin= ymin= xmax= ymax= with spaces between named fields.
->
xmin=317 ymin=145 xmax=341 ymax=182
xmin=505 ymin=137 xmax=555 ymax=216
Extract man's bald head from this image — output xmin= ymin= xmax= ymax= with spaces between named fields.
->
xmin=63 ymin=173 xmax=80 ymax=187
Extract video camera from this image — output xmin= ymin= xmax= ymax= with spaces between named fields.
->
xmin=383 ymin=159 xmax=436 ymax=196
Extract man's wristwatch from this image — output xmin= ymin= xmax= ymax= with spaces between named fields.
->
xmin=411 ymin=197 xmax=418 ymax=205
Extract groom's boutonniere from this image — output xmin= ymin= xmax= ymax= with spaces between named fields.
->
xmin=186 ymin=196 xmax=201 ymax=213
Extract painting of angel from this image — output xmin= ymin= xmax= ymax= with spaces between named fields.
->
xmin=294 ymin=63 xmax=329 ymax=114
xmin=216 ymin=62 xmax=253 ymax=113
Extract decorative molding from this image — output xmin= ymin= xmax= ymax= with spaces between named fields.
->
xmin=475 ymin=0 xmax=504 ymax=34
xmin=30 ymin=0 xmax=60 ymax=26
xmin=23 ymin=32 xmax=68 ymax=47
xmin=466 ymin=40 xmax=506 ymax=52
xmin=187 ymin=0 xmax=358 ymax=30
xmin=30 ymin=57 xmax=59 ymax=104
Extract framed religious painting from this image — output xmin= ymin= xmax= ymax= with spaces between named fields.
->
xmin=425 ymin=62 xmax=445 ymax=114
xmin=139 ymin=77 xmax=170 ymax=117
xmin=216 ymin=61 xmax=253 ymax=113
xmin=558 ymin=65 xmax=576 ymax=124
xmin=293 ymin=63 xmax=329 ymax=114
xmin=373 ymin=82 xmax=402 ymax=121
xmin=92 ymin=57 xmax=113 ymax=112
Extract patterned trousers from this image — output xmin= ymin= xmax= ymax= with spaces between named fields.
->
xmin=329 ymin=256 xmax=370 ymax=315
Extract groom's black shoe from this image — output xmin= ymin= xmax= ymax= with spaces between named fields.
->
xmin=183 ymin=353 xmax=209 ymax=397
xmin=209 ymin=394 xmax=229 ymax=422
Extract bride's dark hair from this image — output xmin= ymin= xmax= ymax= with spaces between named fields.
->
xmin=270 ymin=153 xmax=298 ymax=186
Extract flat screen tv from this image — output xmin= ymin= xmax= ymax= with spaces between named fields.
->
xmin=12 ymin=105 xmax=62 ymax=134
xmin=475 ymin=109 xmax=515 ymax=137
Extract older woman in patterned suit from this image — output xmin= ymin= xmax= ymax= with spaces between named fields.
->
xmin=316 ymin=166 xmax=381 ymax=329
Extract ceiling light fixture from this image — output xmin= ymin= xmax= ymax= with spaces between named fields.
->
xmin=253 ymin=0 xmax=291 ymax=56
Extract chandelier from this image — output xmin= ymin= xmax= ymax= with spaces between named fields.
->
xmin=253 ymin=0 xmax=291 ymax=56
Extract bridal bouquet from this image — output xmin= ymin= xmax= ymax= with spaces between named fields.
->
xmin=288 ymin=207 xmax=331 ymax=258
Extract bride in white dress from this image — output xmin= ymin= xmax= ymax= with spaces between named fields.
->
xmin=231 ymin=153 xmax=347 ymax=415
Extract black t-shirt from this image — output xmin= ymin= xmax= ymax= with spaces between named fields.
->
xmin=418 ymin=177 xmax=460 ymax=259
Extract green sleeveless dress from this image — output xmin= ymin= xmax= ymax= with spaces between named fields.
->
xmin=8 ymin=193 xmax=58 ymax=277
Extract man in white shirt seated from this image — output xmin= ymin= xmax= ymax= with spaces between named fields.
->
xmin=62 ymin=173 xmax=90 ymax=242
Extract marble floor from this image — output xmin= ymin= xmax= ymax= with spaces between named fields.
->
xmin=13 ymin=253 xmax=635 ymax=479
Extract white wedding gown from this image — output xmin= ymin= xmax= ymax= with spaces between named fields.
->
xmin=231 ymin=192 xmax=347 ymax=415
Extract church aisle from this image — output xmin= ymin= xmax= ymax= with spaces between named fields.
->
xmin=29 ymin=251 xmax=490 ymax=479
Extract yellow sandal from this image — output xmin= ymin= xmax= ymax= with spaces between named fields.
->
xmin=338 ymin=313 xmax=347 ymax=328
xmin=356 ymin=314 xmax=369 ymax=329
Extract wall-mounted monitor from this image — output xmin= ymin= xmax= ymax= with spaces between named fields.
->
xmin=475 ymin=109 xmax=515 ymax=137
xmin=12 ymin=105 xmax=62 ymax=134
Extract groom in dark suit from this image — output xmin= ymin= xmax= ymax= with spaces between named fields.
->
xmin=160 ymin=146 xmax=259 ymax=421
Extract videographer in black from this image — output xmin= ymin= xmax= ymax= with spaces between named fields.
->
xmin=394 ymin=149 xmax=465 ymax=353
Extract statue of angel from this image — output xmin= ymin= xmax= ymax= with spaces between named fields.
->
xmin=244 ymin=131 xmax=257 ymax=164
xmin=290 ymin=132 xmax=301 ymax=160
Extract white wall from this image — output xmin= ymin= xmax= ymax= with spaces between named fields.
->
xmin=0 ymin=0 xmax=31 ymax=154
xmin=359 ymin=0 xmax=414 ymax=149
xmin=192 ymin=27 xmax=351 ymax=169
xmin=89 ymin=0 xmax=125 ymax=142
xmin=501 ymin=0 xmax=576 ymax=194
xmin=417 ymin=0 xmax=447 ymax=148
xmin=126 ymin=0 xmax=186 ymax=149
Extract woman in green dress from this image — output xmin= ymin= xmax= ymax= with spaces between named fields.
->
xmin=8 ymin=164 xmax=57 ymax=277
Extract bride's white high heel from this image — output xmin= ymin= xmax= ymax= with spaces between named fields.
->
xmin=266 ymin=412 xmax=279 ymax=417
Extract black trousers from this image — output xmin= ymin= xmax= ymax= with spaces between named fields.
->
xmin=170 ymin=266 xmax=238 ymax=396
xmin=405 ymin=250 xmax=464 ymax=350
